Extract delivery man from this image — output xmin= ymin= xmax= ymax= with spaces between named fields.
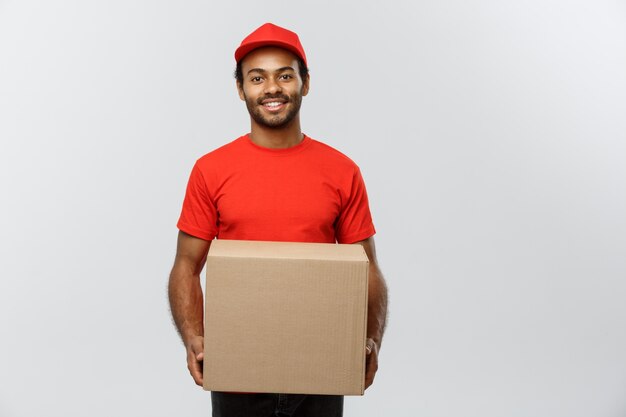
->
xmin=168 ymin=23 xmax=388 ymax=417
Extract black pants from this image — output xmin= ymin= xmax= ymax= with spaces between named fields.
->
xmin=211 ymin=392 xmax=343 ymax=417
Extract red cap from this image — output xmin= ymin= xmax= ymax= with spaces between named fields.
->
xmin=235 ymin=23 xmax=307 ymax=67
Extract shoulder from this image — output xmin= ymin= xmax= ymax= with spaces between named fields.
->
xmin=307 ymin=136 xmax=361 ymax=173
xmin=194 ymin=135 xmax=247 ymax=169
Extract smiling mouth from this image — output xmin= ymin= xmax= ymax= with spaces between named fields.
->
xmin=262 ymin=101 xmax=287 ymax=111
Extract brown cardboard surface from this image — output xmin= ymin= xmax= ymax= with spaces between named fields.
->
xmin=203 ymin=239 xmax=369 ymax=395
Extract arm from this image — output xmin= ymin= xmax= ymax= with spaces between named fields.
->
xmin=355 ymin=236 xmax=388 ymax=390
xmin=168 ymin=230 xmax=212 ymax=386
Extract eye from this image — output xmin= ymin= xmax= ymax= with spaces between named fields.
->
xmin=279 ymin=74 xmax=293 ymax=80
xmin=250 ymin=76 xmax=262 ymax=83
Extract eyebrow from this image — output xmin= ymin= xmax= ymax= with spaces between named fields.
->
xmin=246 ymin=66 xmax=296 ymax=75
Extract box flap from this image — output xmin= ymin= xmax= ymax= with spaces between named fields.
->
xmin=208 ymin=239 xmax=369 ymax=263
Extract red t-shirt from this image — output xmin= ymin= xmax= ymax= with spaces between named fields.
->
xmin=177 ymin=134 xmax=375 ymax=244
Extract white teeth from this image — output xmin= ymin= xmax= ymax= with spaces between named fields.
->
xmin=265 ymin=102 xmax=282 ymax=107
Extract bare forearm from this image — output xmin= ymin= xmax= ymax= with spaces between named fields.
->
xmin=367 ymin=263 xmax=388 ymax=348
xmin=168 ymin=265 xmax=204 ymax=344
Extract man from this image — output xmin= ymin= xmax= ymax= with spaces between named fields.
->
xmin=168 ymin=23 xmax=388 ymax=417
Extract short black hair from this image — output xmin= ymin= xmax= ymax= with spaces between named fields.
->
xmin=235 ymin=56 xmax=309 ymax=85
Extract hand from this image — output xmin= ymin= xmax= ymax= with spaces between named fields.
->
xmin=186 ymin=335 xmax=204 ymax=386
xmin=364 ymin=338 xmax=378 ymax=390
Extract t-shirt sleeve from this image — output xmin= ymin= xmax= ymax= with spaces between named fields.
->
xmin=176 ymin=162 xmax=218 ymax=241
xmin=335 ymin=166 xmax=376 ymax=244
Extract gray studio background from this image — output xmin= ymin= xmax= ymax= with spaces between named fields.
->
xmin=1 ymin=1 xmax=625 ymax=416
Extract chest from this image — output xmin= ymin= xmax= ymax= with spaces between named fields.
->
xmin=214 ymin=160 xmax=344 ymax=230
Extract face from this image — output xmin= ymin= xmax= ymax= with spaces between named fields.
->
xmin=237 ymin=47 xmax=309 ymax=129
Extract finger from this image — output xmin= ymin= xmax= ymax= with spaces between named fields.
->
xmin=365 ymin=365 xmax=372 ymax=387
xmin=365 ymin=366 xmax=375 ymax=389
xmin=189 ymin=359 xmax=204 ymax=386
xmin=188 ymin=350 xmax=204 ymax=386
xmin=364 ymin=346 xmax=378 ymax=390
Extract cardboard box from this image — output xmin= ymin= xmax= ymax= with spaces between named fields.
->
xmin=203 ymin=239 xmax=369 ymax=395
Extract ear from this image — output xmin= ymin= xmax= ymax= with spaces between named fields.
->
xmin=236 ymin=80 xmax=245 ymax=101
xmin=301 ymin=74 xmax=310 ymax=97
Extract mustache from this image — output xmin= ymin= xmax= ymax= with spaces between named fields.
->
xmin=257 ymin=94 xmax=290 ymax=104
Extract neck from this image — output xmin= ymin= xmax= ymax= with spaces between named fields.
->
xmin=249 ymin=116 xmax=304 ymax=149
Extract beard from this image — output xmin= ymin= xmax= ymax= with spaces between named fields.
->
xmin=244 ymin=91 xmax=303 ymax=128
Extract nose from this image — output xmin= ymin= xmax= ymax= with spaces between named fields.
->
xmin=263 ymin=77 xmax=282 ymax=95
